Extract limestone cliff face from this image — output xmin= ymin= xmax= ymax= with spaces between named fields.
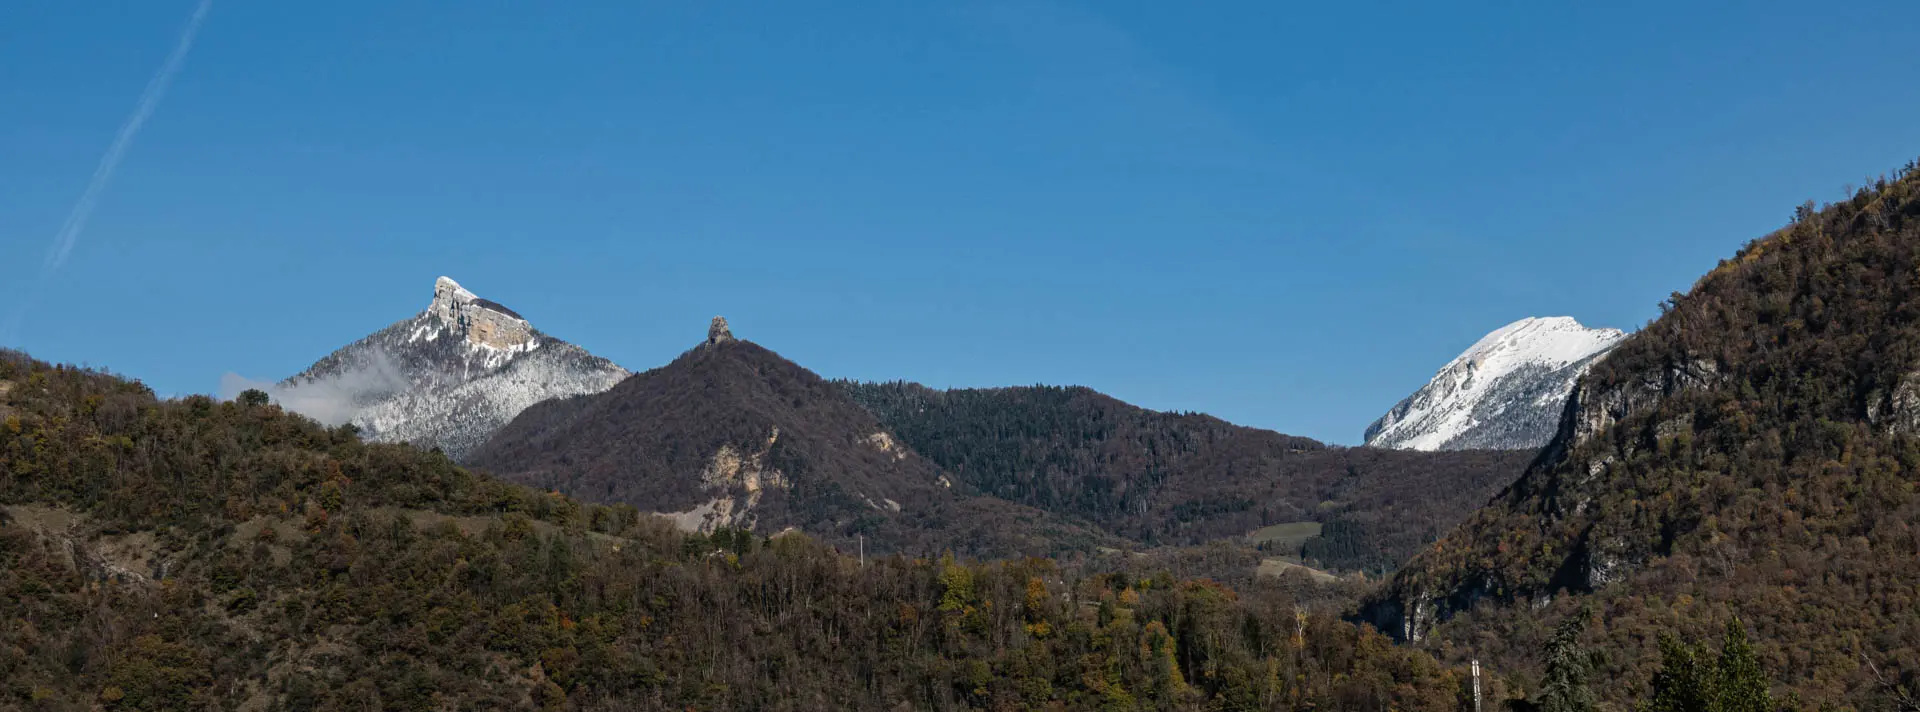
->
xmin=1557 ymin=357 xmax=1721 ymax=453
xmin=429 ymin=276 xmax=535 ymax=351
xmin=279 ymin=276 xmax=629 ymax=460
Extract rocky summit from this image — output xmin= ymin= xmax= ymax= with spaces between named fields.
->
xmin=707 ymin=315 xmax=734 ymax=345
xmin=278 ymin=276 xmax=629 ymax=460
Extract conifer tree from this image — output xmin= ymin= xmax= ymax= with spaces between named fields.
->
xmin=1644 ymin=618 xmax=1779 ymax=712
xmin=1646 ymin=634 xmax=1713 ymax=712
xmin=1539 ymin=614 xmax=1595 ymax=712
xmin=1714 ymin=618 xmax=1772 ymax=712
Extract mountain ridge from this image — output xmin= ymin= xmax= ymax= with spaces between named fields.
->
xmin=470 ymin=330 xmax=1117 ymax=557
xmin=837 ymin=379 xmax=1533 ymax=571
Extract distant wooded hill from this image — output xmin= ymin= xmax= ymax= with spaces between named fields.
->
xmin=836 ymin=380 xmax=1531 ymax=571
xmin=468 ymin=340 xmax=1118 ymax=559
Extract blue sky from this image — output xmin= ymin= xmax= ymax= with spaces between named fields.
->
xmin=4 ymin=1 xmax=1919 ymax=444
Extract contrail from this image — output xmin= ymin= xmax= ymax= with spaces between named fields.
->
xmin=43 ymin=0 xmax=213 ymax=270
xmin=3 ymin=0 xmax=211 ymax=344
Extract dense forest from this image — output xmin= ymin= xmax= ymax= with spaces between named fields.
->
xmin=0 ymin=349 xmax=1499 ymax=711
xmin=1372 ymin=162 xmax=1920 ymax=708
xmin=837 ymin=381 xmax=1530 ymax=570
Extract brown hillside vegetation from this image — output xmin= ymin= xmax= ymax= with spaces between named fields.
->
xmin=838 ymin=381 xmax=1532 ymax=572
xmin=469 ymin=339 xmax=1119 ymax=559
xmin=1370 ymin=161 xmax=1920 ymax=707
xmin=0 ymin=349 xmax=1486 ymax=710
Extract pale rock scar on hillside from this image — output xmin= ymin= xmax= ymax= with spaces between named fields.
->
xmin=661 ymin=428 xmax=791 ymax=533
xmin=865 ymin=431 xmax=908 ymax=461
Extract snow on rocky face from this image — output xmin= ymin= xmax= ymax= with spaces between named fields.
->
xmin=1364 ymin=317 xmax=1627 ymax=452
xmin=279 ymin=276 xmax=629 ymax=460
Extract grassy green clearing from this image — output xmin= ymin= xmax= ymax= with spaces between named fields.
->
xmin=1244 ymin=521 xmax=1322 ymax=553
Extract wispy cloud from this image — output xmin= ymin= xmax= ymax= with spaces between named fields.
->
xmin=220 ymin=347 xmax=409 ymax=427
xmin=4 ymin=0 xmax=213 ymax=345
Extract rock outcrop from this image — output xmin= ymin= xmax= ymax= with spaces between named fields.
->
xmin=428 ymin=276 xmax=535 ymax=351
xmin=662 ymin=432 xmax=792 ymax=533
xmin=1866 ymin=368 xmax=1920 ymax=435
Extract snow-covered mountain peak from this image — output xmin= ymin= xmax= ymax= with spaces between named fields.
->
xmin=434 ymin=275 xmax=475 ymax=301
xmin=277 ymin=276 xmax=629 ymax=459
xmin=1454 ymin=317 xmax=1625 ymax=373
xmin=1365 ymin=317 xmax=1628 ymax=452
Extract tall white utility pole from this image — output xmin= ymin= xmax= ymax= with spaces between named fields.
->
xmin=858 ymin=534 xmax=864 ymax=567
xmin=1471 ymin=658 xmax=1482 ymax=712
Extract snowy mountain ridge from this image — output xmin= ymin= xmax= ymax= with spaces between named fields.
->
xmin=279 ymin=276 xmax=629 ymax=460
xmin=1364 ymin=316 xmax=1627 ymax=451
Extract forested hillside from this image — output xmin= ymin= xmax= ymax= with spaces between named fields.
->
xmin=838 ymin=381 xmax=1530 ymax=570
xmin=1371 ymin=162 xmax=1920 ymax=708
xmin=471 ymin=340 xmax=1114 ymax=559
xmin=0 ymin=349 xmax=1485 ymax=711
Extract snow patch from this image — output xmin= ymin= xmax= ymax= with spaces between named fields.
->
xmin=435 ymin=276 xmax=478 ymax=303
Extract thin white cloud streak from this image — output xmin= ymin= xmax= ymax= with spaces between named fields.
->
xmin=42 ymin=0 xmax=213 ymax=271
xmin=4 ymin=0 xmax=211 ymax=347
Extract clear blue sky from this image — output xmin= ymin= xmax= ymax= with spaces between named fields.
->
xmin=5 ymin=1 xmax=1919 ymax=444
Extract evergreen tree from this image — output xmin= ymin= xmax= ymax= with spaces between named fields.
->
xmin=1646 ymin=634 xmax=1714 ymax=712
xmin=1539 ymin=614 xmax=1595 ymax=712
xmin=1714 ymin=618 xmax=1772 ymax=712
xmin=1644 ymin=619 xmax=1779 ymax=712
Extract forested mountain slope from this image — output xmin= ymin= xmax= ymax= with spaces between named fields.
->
xmin=0 ymin=349 xmax=1481 ymax=711
xmin=838 ymin=381 xmax=1531 ymax=571
xmin=1369 ymin=161 xmax=1920 ymax=707
xmin=471 ymin=329 xmax=1114 ymax=559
